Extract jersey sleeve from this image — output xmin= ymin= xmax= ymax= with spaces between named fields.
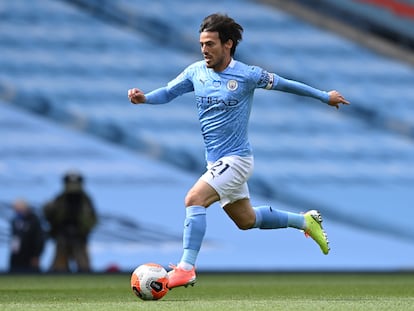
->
xmin=145 ymin=65 xmax=195 ymax=105
xmin=273 ymin=75 xmax=330 ymax=103
xmin=253 ymin=66 xmax=329 ymax=103
xmin=251 ymin=66 xmax=277 ymax=90
xmin=145 ymin=87 xmax=178 ymax=105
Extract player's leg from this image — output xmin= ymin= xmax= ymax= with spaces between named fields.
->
xmin=170 ymin=155 xmax=254 ymax=288
xmin=224 ymin=199 xmax=330 ymax=254
xmin=168 ymin=179 xmax=219 ymax=289
xmin=168 ymin=156 xmax=249 ymax=288
xmin=182 ymin=179 xmax=219 ymax=265
xmin=224 ymin=199 xmax=305 ymax=231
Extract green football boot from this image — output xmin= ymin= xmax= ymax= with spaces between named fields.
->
xmin=303 ymin=210 xmax=330 ymax=255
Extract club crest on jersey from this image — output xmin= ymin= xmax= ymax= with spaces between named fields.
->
xmin=227 ymin=80 xmax=238 ymax=91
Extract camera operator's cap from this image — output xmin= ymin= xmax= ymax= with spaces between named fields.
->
xmin=63 ymin=170 xmax=84 ymax=184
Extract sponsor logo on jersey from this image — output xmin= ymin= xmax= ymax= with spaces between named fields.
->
xmin=196 ymin=96 xmax=239 ymax=109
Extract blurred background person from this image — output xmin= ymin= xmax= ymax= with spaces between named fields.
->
xmin=43 ymin=171 xmax=97 ymax=273
xmin=9 ymin=199 xmax=45 ymax=273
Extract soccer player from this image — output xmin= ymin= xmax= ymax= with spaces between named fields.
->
xmin=128 ymin=13 xmax=350 ymax=289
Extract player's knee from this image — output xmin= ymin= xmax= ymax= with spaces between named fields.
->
xmin=184 ymin=187 xmax=218 ymax=208
xmin=185 ymin=193 xmax=207 ymax=208
xmin=185 ymin=194 xmax=196 ymax=207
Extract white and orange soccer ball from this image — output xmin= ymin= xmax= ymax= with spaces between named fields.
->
xmin=130 ymin=263 xmax=169 ymax=301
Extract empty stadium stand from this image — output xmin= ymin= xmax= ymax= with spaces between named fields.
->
xmin=0 ymin=0 xmax=413 ymax=271
xmin=279 ymin=0 xmax=414 ymax=50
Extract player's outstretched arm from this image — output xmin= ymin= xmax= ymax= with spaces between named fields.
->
xmin=272 ymin=76 xmax=349 ymax=109
xmin=128 ymin=86 xmax=180 ymax=105
xmin=128 ymin=88 xmax=146 ymax=104
xmin=327 ymin=90 xmax=350 ymax=109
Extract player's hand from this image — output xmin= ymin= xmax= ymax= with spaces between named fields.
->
xmin=128 ymin=88 xmax=146 ymax=104
xmin=327 ymin=90 xmax=350 ymax=109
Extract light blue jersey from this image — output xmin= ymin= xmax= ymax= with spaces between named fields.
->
xmin=145 ymin=59 xmax=329 ymax=162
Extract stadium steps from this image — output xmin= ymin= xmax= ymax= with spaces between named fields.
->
xmin=1 ymin=0 xmax=414 ymax=245
xmin=3 ymin=103 xmax=414 ymax=271
xmin=64 ymin=0 xmax=414 ymax=141
xmin=279 ymin=0 xmax=414 ymax=48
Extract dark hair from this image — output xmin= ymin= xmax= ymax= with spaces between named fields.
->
xmin=199 ymin=13 xmax=243 ymax=56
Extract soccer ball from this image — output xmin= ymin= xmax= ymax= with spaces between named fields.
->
xmin=130 ymin=263 xmax=169 ymax=301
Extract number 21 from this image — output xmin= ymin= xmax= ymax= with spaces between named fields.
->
xmin=210 ymin=160 xmax=230 ymax=178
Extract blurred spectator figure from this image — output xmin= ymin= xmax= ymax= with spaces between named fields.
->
xmin=43 ymin=171 xmax=97 ymax=273
xmin=9 ymin=199 xmax=45 ymax=273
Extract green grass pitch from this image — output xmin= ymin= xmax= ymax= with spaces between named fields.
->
xmin=0 ymin=272 xmax=413 ymax=311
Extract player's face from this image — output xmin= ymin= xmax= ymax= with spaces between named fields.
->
xmin=200 ymin=31 xmax=232 ymax=72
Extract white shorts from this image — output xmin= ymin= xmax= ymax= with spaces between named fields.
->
xmin=200 ymin=155 xmax=254 ymax=207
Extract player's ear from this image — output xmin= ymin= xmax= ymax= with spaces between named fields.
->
xmin=224 ymin=39 xmax=233 ymax=50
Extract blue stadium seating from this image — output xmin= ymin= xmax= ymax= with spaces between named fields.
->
xmin=300 ymin=0 xmax=414 ymax=42
xmin=1 ymin=0 xmax=414 ymax=271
